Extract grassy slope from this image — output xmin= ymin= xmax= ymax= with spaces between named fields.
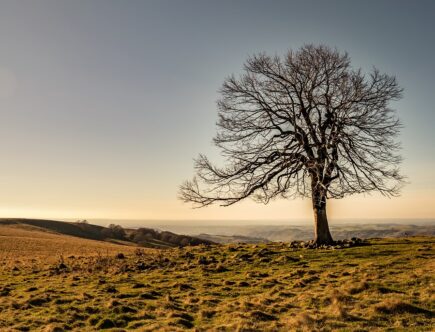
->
xmin=0 ymin=225 xmax=140 ymax=266
xmin=0 ymin=219 xmax=212 ymax=249
xmin=0 ymin=231 xmax=433 ymax=331
xmin=0 ymin=218 xmax=110 ymax=241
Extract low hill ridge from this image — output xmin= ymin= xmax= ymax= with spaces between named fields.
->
xmin=0 ymin=218 xmax=213 ymax=248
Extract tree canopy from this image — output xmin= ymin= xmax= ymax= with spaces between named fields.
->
xmin=179 ymin=45 xmax=404 ymax=244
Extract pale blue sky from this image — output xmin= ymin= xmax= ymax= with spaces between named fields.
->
xmin=0 ymin=0 xmax=434 ymax=221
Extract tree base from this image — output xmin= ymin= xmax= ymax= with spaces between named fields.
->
xmin=313 ymin=238 xmax=335 ymax=246
xmin=289 ymin=238 xmax=366 ymax=249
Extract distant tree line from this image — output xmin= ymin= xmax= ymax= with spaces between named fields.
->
xmin=130 ymin=228 xmax=212 ymax=247
xmin=73 ymin=221 xmax=211 ymax=247
xmin=104 ymin=224 xmax=126 ymax=240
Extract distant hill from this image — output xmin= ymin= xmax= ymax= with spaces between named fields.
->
xmin=196 ymin=233 xmax=270 ymax=244
xmin=0 ymin=218 xmax=111 ymax=241
xmin=0 ymin=223 xmax=140 ymax=264
xmin=0 ymin=218 xmax=213 ymax=248
xmin=240 ymin=223 xmax=435 ymax=242
xmin=126 ymin=227 xmax=214 ymax=248
xmin=135 ymin=220 xmax=435 ymax=243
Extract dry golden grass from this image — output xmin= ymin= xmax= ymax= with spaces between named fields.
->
xmin=0 ymin=226 xmax=433 ymax=331
xmin=0 ymin=225 xmax=140 ymax=269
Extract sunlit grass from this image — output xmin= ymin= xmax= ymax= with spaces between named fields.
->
xmin=0 ymin=232 xmax=433 ymax=331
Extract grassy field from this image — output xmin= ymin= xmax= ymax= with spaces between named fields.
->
xmin=0 ymin=226 xmax=433 ymax=331
xmin=0 ymin=219 xmax=212 ymax=249
xmin=0 ymin=224 xmax=141 ymax=267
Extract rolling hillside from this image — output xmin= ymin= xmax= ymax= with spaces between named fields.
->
xmin=0 ymin=224 xmax=141 ymax=266
xmin=0 ymin=219 xmax=213 ymax=249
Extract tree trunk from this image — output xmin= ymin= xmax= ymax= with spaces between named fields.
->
xmin=312 ymin=194 xmax=334 ymax=245
xmin=313 ymin=205 xmax=334 ymax=245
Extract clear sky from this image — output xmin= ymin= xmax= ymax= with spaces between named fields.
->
xmin=0 ymin=0 xmax=434 ymax=222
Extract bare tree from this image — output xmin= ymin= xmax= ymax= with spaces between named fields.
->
xmin=179 ymin=45 xmax=404 ymax=245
